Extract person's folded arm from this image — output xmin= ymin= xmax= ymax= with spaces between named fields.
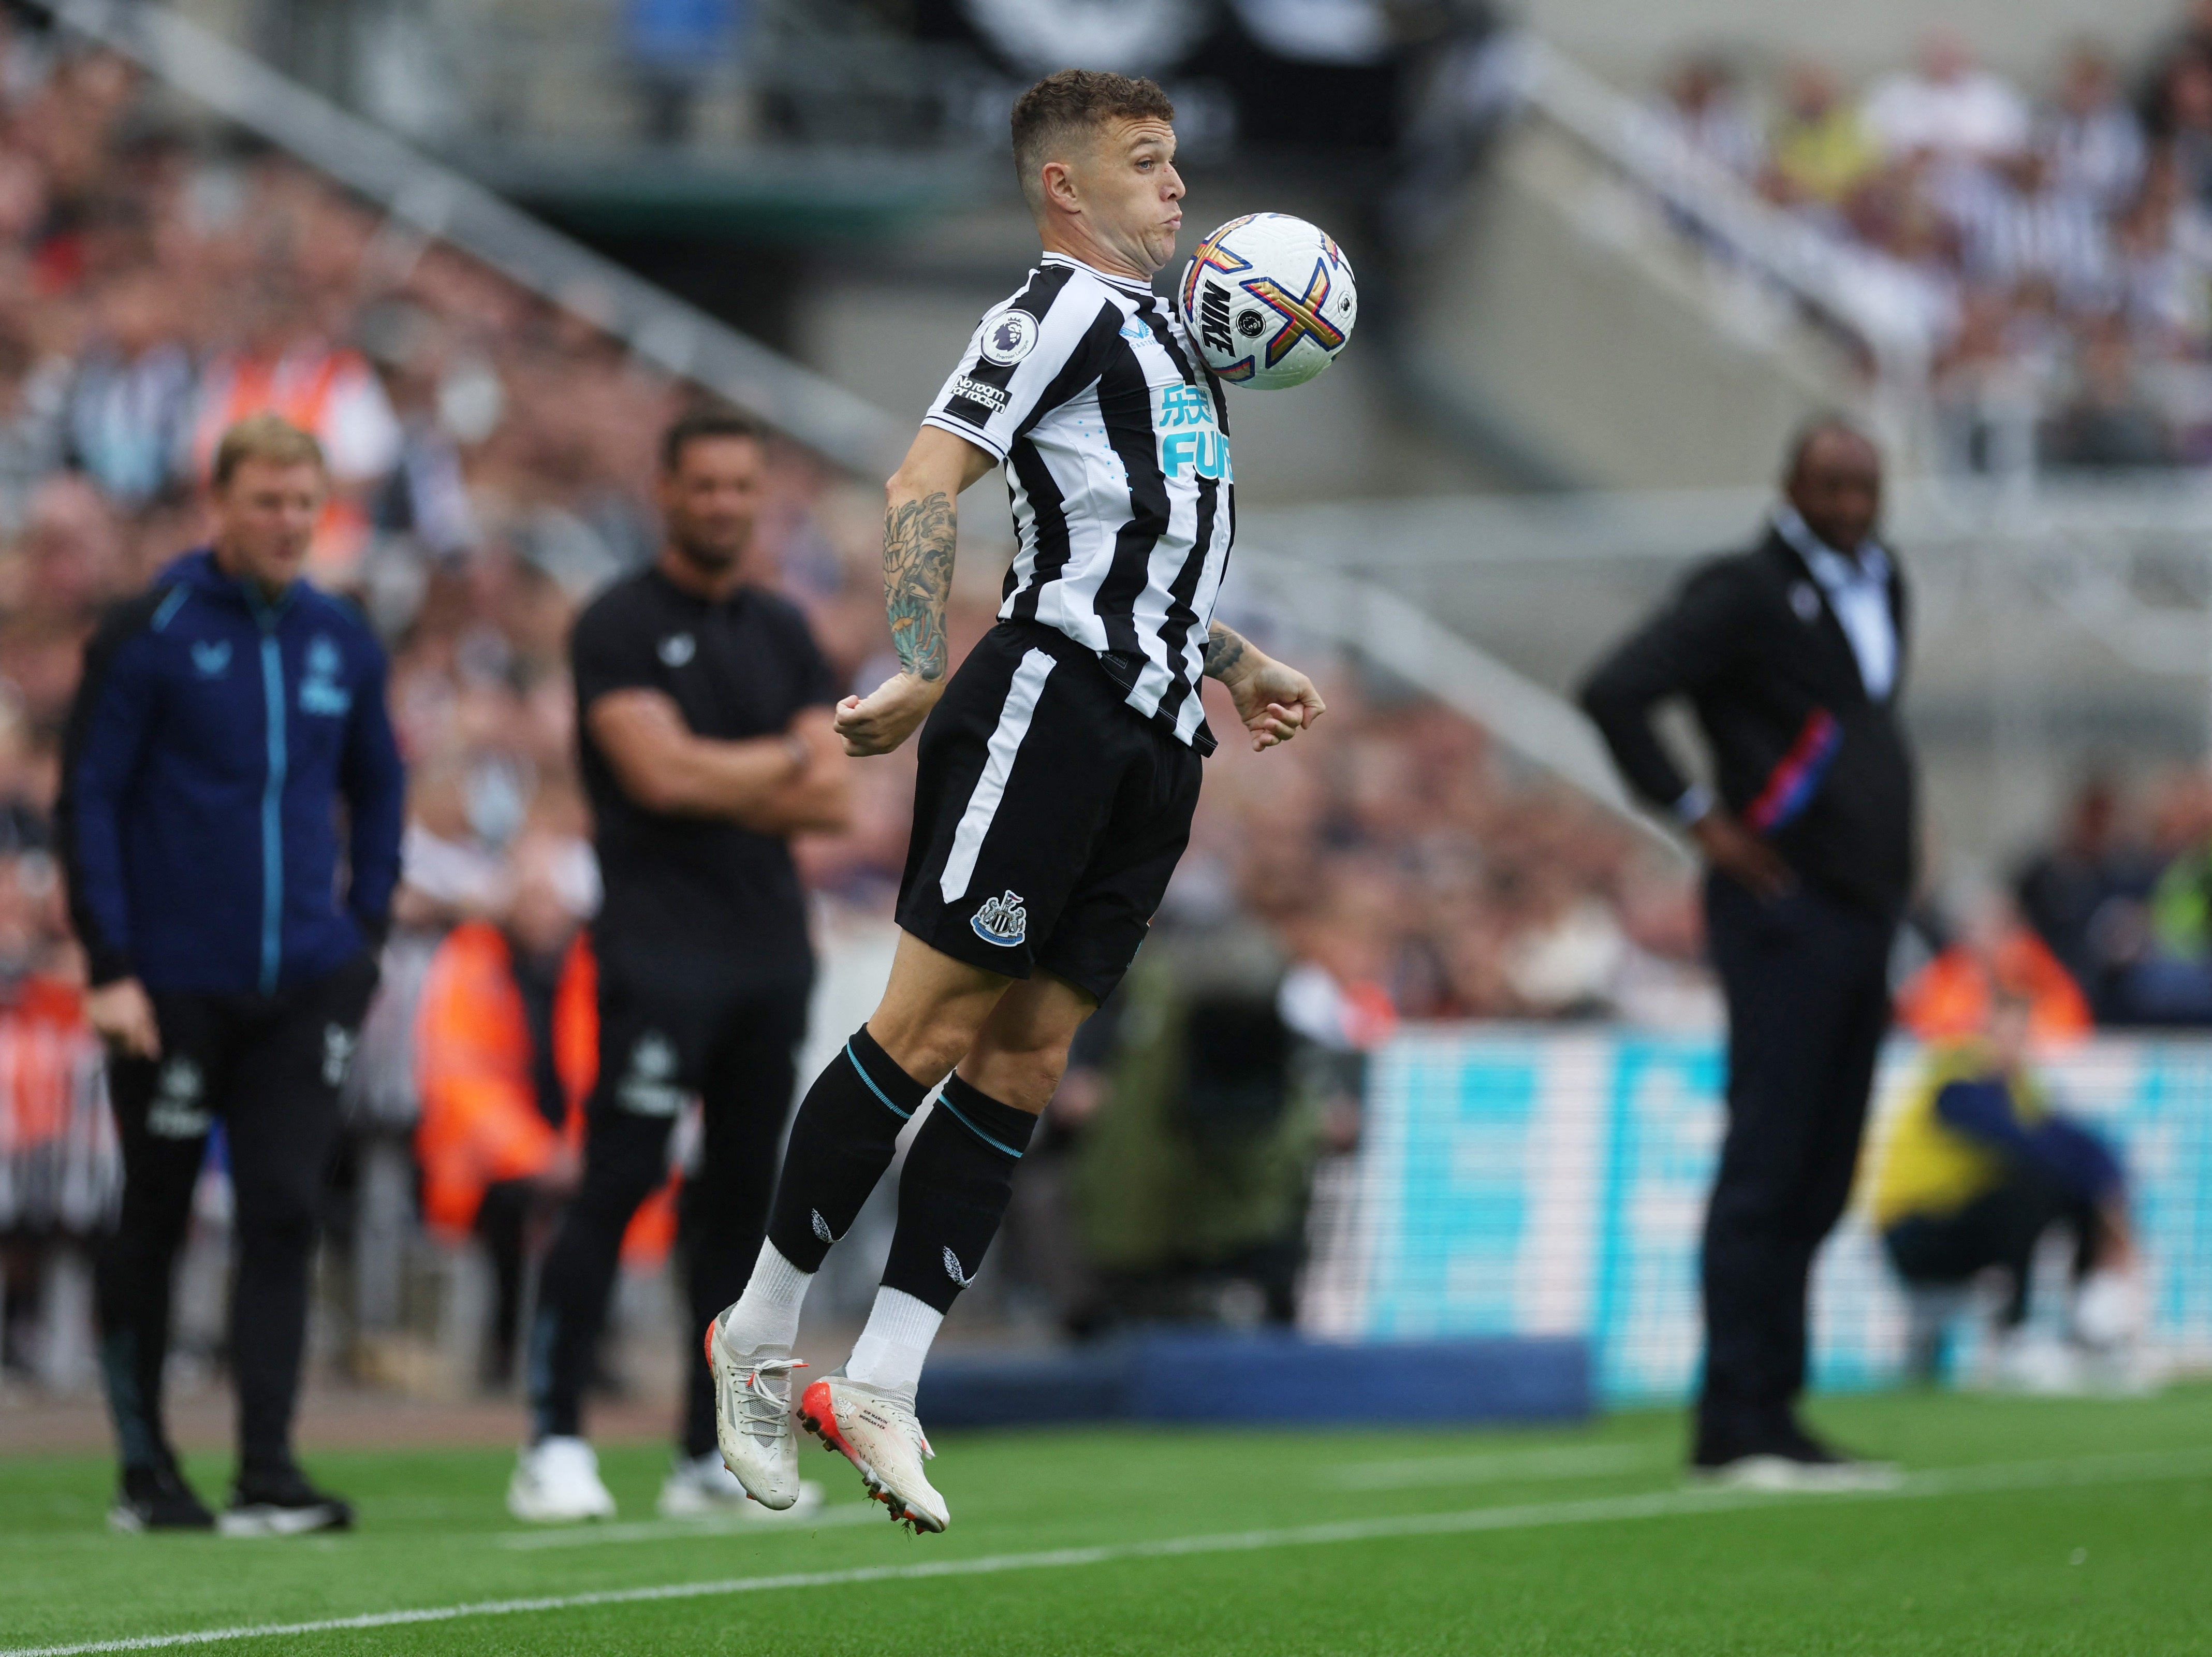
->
xmin=586 ymin=689 xmax=810 ymax=820
xmin=733 ymin=708 xmax=853 ymax=836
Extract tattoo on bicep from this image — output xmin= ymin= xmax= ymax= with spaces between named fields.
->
xmin=883 ymin=491 xmax=956 ymax=681
xmin=1203 ymin=622 xmax=1247 ymax=680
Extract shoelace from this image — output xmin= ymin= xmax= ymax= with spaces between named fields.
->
xmin=730 ymin=1357 xmax=804 ymax=1448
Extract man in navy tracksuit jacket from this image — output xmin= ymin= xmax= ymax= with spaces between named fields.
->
xmin=57 ymin=415 xmax=404 ymax=1533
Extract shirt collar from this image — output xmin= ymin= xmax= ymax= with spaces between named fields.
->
xmin=1772 ymin=503 xmax=1889 ymax=589
xmin=1041 ymin=251 xmax=1159 ymax=299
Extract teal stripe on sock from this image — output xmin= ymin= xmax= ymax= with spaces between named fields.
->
xmin=846 ymin=1041 xmax=912 ymax=1120
xmin=936 ymin=1095 xmax=1023 ymax=1159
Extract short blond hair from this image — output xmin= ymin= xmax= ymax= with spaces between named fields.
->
xmin=211 ymin=413 xmax=326 ymax=490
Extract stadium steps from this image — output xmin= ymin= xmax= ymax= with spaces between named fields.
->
xmin=1398 ymin=52 xmax=1881 ymax=491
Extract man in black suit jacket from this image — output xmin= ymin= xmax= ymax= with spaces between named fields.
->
xmin=1580 ymin=419 xmax=1913 ymax=1487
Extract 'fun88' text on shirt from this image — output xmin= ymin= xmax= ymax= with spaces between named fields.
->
xmin=924 ymin=253 xmax=1233 ymax=756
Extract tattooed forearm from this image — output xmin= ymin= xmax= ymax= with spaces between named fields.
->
xmin=1203 ymin=622 xmax=1249 ymax=681
xmin=883 ymin=490 xmax=956 ymax=681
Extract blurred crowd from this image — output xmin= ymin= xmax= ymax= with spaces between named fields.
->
xmin=0 ymin=27 xmax=1670 ymax=1383
xmin=1650 ymin=4 xmax=2212 ymax=472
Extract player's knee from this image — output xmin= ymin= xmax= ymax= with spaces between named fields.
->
xmin=869 ymin=1009 xmax=986 ymax=1089
xmin=962 ymin=1040 xmax=1067 ymax=1113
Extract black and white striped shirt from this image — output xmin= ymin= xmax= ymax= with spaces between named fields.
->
xmin=925 ymin=253 xmax=1233 ymax=755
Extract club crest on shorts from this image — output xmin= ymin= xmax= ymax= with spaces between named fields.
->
xmin=970 ymin=890 xmax=1027 ymax=947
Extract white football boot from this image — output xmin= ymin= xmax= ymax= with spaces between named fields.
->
xmin=796 ymin=1372 xmax=949 ymax=1533
xmin=506 ymin=1436 xmax=617 ymax=1522
xmin=657 ymin=1451 xmax=825 ymax=1520
xmin=706 ymin=1310 xmax=805 ymax=1510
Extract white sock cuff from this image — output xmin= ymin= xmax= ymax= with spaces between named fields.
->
xmin=866 ymin=1287 xmax=943 ymax=1347
xmin=845 ymin=1287 xmax=944 ymax=1396
xmin=721 ymin=1241 xmax=814 ymax=1354
xmin=750 ymin=1241 xmax=813 ymax=1310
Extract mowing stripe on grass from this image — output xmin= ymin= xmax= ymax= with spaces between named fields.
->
xmin=1324 ymin=1443 xmax=1660 ymax=1489
xmin=496 ymin=1503 xmax=886 ymax=1549
xmin=10 ymin=1446 xmax=2210 ymax=1657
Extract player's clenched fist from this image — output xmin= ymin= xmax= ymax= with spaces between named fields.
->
xmin=1217 ymin=646 xmax=1326 ymax=752
xmin=836 ymin=671 xmax=946 ymax=755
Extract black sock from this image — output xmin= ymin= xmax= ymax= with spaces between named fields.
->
xmin=880 ymin=1075 xmax=1038 ymax=1314
xmin=765 ymin=1025 xmax=933 ymax=1272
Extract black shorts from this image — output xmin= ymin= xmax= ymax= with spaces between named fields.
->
xmin=896 ymin=620 xmax=1203 ymax=1002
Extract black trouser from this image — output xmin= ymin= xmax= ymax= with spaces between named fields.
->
xmin=530 ymin=947 xmax=809 ymax=1458
xmin=1698 ymin=876 xmax=1895 ymax=1455
xmin=1884 ymin=1173 xmax=2100 ymax=1328
xmin=474 ymin=1179 xmax=534 ymax=1388
xmin=96 ymin=953 xmax=379 ymax=1476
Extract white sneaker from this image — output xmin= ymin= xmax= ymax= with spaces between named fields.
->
xmin=707 ymin=1309 xmax=804 ymax=1510
xmin=796 ymin=1372 xmax=949 ymax=1533
xmin=1691 ymin=1453 xmax=1902 ymax=1493
xmin=507 ymin=1436 xmax=617 ymax=1523
xmin=658 ymin=1453 xmax=826 ymax=1520
xmin=1974 ymin=1329 xmax=2088 ymax=1395
xmin=2073 ymin=1269 xmax=2145 ymax=1351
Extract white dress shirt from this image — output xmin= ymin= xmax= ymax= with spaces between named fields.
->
xmin=1773 ymin=504 xmax=1897 ymax=701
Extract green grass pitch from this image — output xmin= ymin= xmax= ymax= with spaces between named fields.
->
xmin=4 ymin=1386 xmax=2210 ymax=1655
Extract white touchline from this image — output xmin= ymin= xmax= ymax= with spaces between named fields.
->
xmin=9 ymin=1446 xmax=2210 ymax=1657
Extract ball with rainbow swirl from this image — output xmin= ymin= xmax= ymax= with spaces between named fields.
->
xmin=1176 ymin=214 xmax=1357 ymax=390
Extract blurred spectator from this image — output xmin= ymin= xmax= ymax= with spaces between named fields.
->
xmin=1871 ymin=982 xmax=2142 ymax=1384
xmin=1861 ymin=30 xmax=2031 ymax=162
xmin=414 ymin=829 xmax=597 ymax=1388
xmin=1767 ymin=61 xmax=1881 ymax=208
xmin=1944 ymin=148 xmax=2113 ymax=314
xmin=2152 ymin=51 xmax=2212 ymax=207
xmin=2107 ymin=152 xmax=2212 ymax=355
xmin=2015 ymin=773 xmax=2160 ymax=1007
xmin=624 ymin=0 xmax=740 ymax=146
xmin=2045 ymin=45 xmax=2147 ymax=214
xmin=1896 ymin=892 xmax=2092 ymax=1043
xmin=64 ymin=270 xmax=194 ymax=511
xmin=2039 ymin=317 xmax=2180 ymax=468
xmin=1659 ymin=54 xmax=1762 ymax=180
xmin=0 ymin=329 xmax=67 ymax=535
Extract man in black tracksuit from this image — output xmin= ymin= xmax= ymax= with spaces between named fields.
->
xmin=59 ymin=415 xmax=404 ymax=1532
xmin=1579 ymin=420 xmax=1913 ymax=1485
